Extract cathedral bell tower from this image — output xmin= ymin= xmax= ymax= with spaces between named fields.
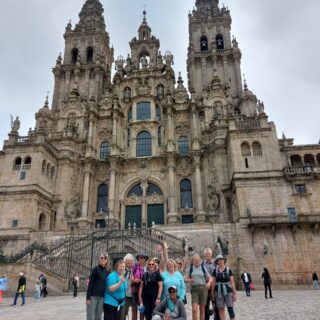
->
xmin=51 ymin=0 xmax=113 ymax=111
xmin=187 ymin=0 xmax=242 ymax=99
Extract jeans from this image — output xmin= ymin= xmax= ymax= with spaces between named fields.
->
xmin=13 ymin=291 xmax=25 ymax=305
xmin=313 ymin=280 xmax=319 ymax=290
xmin=244 ymin=282 xmax=251 ymax=296
xmin=264 ymin=282 xmax=272 ymax=298
xmin=104 ymin=304 xmax=119 ymax=320
xmin=87 ymin=296 xmax=104 ymax=320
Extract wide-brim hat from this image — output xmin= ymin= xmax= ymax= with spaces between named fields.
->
xmin=136 ymin=252 xmax=149 ymax=260
xmin=215 ymin=254 xmax=226 ymax=263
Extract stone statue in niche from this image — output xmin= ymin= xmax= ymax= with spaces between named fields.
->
xmin=64 ymin=194 xmax=80 ymax=220
xmin=216 ymin=236 xmax=229 ymax=256
xmin=157 ymin=84 xmax=164 ymax=100
xmin=207 ymin=184 xmax=220 ymax=212
xmin=123 ymin=87 xmax=131 ymax=102
xmin=257 ymin=100 xmax=265 ymax=115
xmin=141 ymin=55 xmax=148 ymax=68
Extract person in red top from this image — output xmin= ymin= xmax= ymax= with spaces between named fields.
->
xmin=132 ymin=252 xmax=148 ymax=320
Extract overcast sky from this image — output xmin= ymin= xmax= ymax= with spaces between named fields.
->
xmin=0 ymin=0 xmax=319 ymax=148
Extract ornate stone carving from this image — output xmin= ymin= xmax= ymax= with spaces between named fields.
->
xmin=136 ymin=77 xmax=151 ymax=95
xmin=64 ymin=194 xmax=80 ymax=220
xmin=207 ymin=184 xmax=220 ymax=212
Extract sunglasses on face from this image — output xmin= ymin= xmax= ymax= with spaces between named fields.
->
xmin=100 ymin=257 xmax=107 ymax=260
xmin=148 ymin=263 xmax=155 ymax=266
xmin=169 ymin=290 xmax=177 ymax=293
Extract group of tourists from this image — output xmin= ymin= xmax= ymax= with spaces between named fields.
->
xmin=86 ymin=244 xmax=238 ymax=320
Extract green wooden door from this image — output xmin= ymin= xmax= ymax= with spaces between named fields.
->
xmin=147 ymin=204 xmax=164 ymax=227
xmin=125 ymin=205 xmax=142 ymax=228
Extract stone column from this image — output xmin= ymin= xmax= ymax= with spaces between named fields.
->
xmin=79 ymin=161 xmax=94 ymax=227
xmin=233 ymin=53 xmax=242 ymax=97
xmin=167 ymin=155 xmax=179 ymax=224
xmin=108 ymin=158 xmax=119 ymax=229
xmin=194 ymin=155 xmax=206 ymax=222
xmin=64 ymin=71 xmax=71 ymax=101
xmin=191 ymin=106 xmax=200 ymax=151
xmin=167 ymin=106 xmax=175 ymax=152
xmin=52 ymin=69 xmax=61 ymax=111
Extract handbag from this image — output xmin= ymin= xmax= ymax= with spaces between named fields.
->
xmin=249 ymin=282 xmax=255 ymax=290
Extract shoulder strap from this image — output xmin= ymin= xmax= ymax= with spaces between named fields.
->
xmin=189 ymin=264 xmax=193 ymax=277
xmin=201 ymin=262 xmax=206 ymax=277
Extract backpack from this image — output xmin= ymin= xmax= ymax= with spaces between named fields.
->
xmin=189 ymin=262 xmax=207 ymax=279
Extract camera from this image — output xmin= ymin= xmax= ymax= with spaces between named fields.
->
xmin=208 ymin=309 xmax=214 ymax=316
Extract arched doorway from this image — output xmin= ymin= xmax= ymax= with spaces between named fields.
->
xmin=124 ymin=181 xmax=165 ymax=228
xmin=38 ymin=213 xmax=47 ymax=231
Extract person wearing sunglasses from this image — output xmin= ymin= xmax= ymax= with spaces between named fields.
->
xmin=132 ymin=252 xmax=149 ymax=320
xmin=86 ymin=252 xmax=110 ymax=320
xmin=139 ymin=259 xmax=163 ymax=320
xmin=152 ymin=285 xmax=187 ymax=320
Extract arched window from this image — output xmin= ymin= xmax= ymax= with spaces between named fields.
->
xmin=38 ymin=213 xmax=46 ymax=231
xmin=304 ymin=154 xmax=316 ymax=167
xmin=24 ymin=156 xmax=32 ymax=165
xmin=100 ymin=141 xmax=110 ymax=159
xmin=128 ymin=183 xmax=143 ymax=197
xmin=200 ymin=36 xmax=208 ymax=51
xmin=158 ymin=127 xmax=161 ymax=146
xmin=71 ymin=48 xmax=79 ymax=64
xmin=136 ymin=131 xmax=152 ymax=157
xmin=86 ymin=47 xmax=94 ymax=63
xmin=146 ymin=183 xmax=163 ymax=196
xmin=179 ymin=136 xmax=189 ymax=155
xmin=97 ymin=184 xmax=108 ymax=212
xmin=50 ymin=167 xmax=55 ymax=179
xmin=14 ymin=157 xmax=22 ymax=166
xmin=128 ymin=106 xmax=132 ymax=122
xmin=156 ymin=104 xmax=161 ymax=121
xmin=216 ymin=34 xmax=224 ymax=50
xmin=241 ymin=142 xmax=251 ymax=157
xmin=180 ymin=179 xmax=193 ymax=209
xmin=42 ymin=160 xmax=46 ymax=174
xmin=290 ymin=155 xmax=302 ymax=166
xmin=137 ymin=101 xmax=151 ymax=120
xmin=252 ymin=142 xmax=262 ymax=156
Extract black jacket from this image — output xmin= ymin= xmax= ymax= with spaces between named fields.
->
xmin=17 ymin=276 xmax=26 ymax=292
xmin=86 ymin=265 xmax=109 ymax=300
xmin=312 ymin=272 xmax=318 ymax=281
xmin=241 ymin=272 xmax=252 ymax=283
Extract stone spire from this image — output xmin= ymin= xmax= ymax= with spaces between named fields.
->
xmin=138 ymin=10 xmax=152 ymax=41
xmin=74 ymin=0 xmax=106 ymax=32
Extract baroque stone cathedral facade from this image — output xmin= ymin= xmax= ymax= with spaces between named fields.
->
xmin=1 ymin=0 xmax=320 ymax=285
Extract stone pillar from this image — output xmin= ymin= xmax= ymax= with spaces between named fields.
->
xmin=79 ymin=161 xmax=94 ymax=227
xmin=52 ymin=70 xmax=61 ymax=111
xmin=167 ymin=106 xmax=175 ymax=152
xmin=191 ymin=106 xmax=200 ymax=151
xmin=64 ymin=71 xmax=71 ymax=101
xmin=108 ymin=158 xmax=119 ymax=229
xmin=194 ymin=155 xmax=206 ymax=222
xmin=167 ymin=155 xmax=179 ymax=224
xmin=233 ymin=54 xmax=242 ymax=97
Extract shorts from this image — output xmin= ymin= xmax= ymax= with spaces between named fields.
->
xmin=132 ymin=292 xmax=139 ymax=310
xmin=215 ymin=293 xmax=233 ymax=309
xmin=191 ymin=285 xmax=208 ymax=305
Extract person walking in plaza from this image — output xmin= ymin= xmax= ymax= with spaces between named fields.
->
xmin=186 ymin=253 xmax=212 ymax=320
xmin=152 ymin=285 xmax=187 ymax=320
xmin=202 ymin=248 xmax=219 ymax=320
xmin=262 ymin=267 xmax=273 ymax=299
xmin=0 ymin=275 xmax=8 ymax=306
xmin=139 ymin=258 xmax=163 ymax=320
xmin=11 ymin=272 xmax=26 ymax=306
xmin=240 ymin=268 xmax=252 ymax=297
xmin=72 ymin=273 xmax=80 ymax=298
xmin=161 ymin=259 xmax=186 ymax=303
xmin=132 ymin=252 xmax=148 ymax=320
xmin=104 ymin=259 xmax=128 ymax=320
xmin=312 ymin=271 xmax=319 ymax=290
xmin=40 ymin=274 xmax=48 ymax=297
xmin=34 ymin=281 xmax=41 ymax=302
xmin=211 ymin=255 xmax=237 ymax=320
xmin=118 ymin=253 xmax=135 ymax=320
xmin=86 ymin=252 xmax=110 ymax=320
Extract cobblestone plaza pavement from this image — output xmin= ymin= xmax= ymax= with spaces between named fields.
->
xmin=0 ymin=291 xmax=319 ymax=320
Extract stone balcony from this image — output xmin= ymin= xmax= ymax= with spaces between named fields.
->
xmin=283 ymin=166 xmax=320 ymax=180
xmin=248 ymin=212 xmax=320 ymax=237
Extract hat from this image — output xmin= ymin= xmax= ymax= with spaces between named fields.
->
xmin=136 ymin=252 xmax=149 ymax=260
xmin=215 ymin=254 xmax=226 ymax=263
xmin=168 ymin=285 xmax=177 ymax=292
xmin=153 ymin=257 xmax=160 ymax=263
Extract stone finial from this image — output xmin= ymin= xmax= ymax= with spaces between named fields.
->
xmin=56 ymin=53 xmax=62 ymax=66
xmin=243 ymin=74 xmax=248 ymax=90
